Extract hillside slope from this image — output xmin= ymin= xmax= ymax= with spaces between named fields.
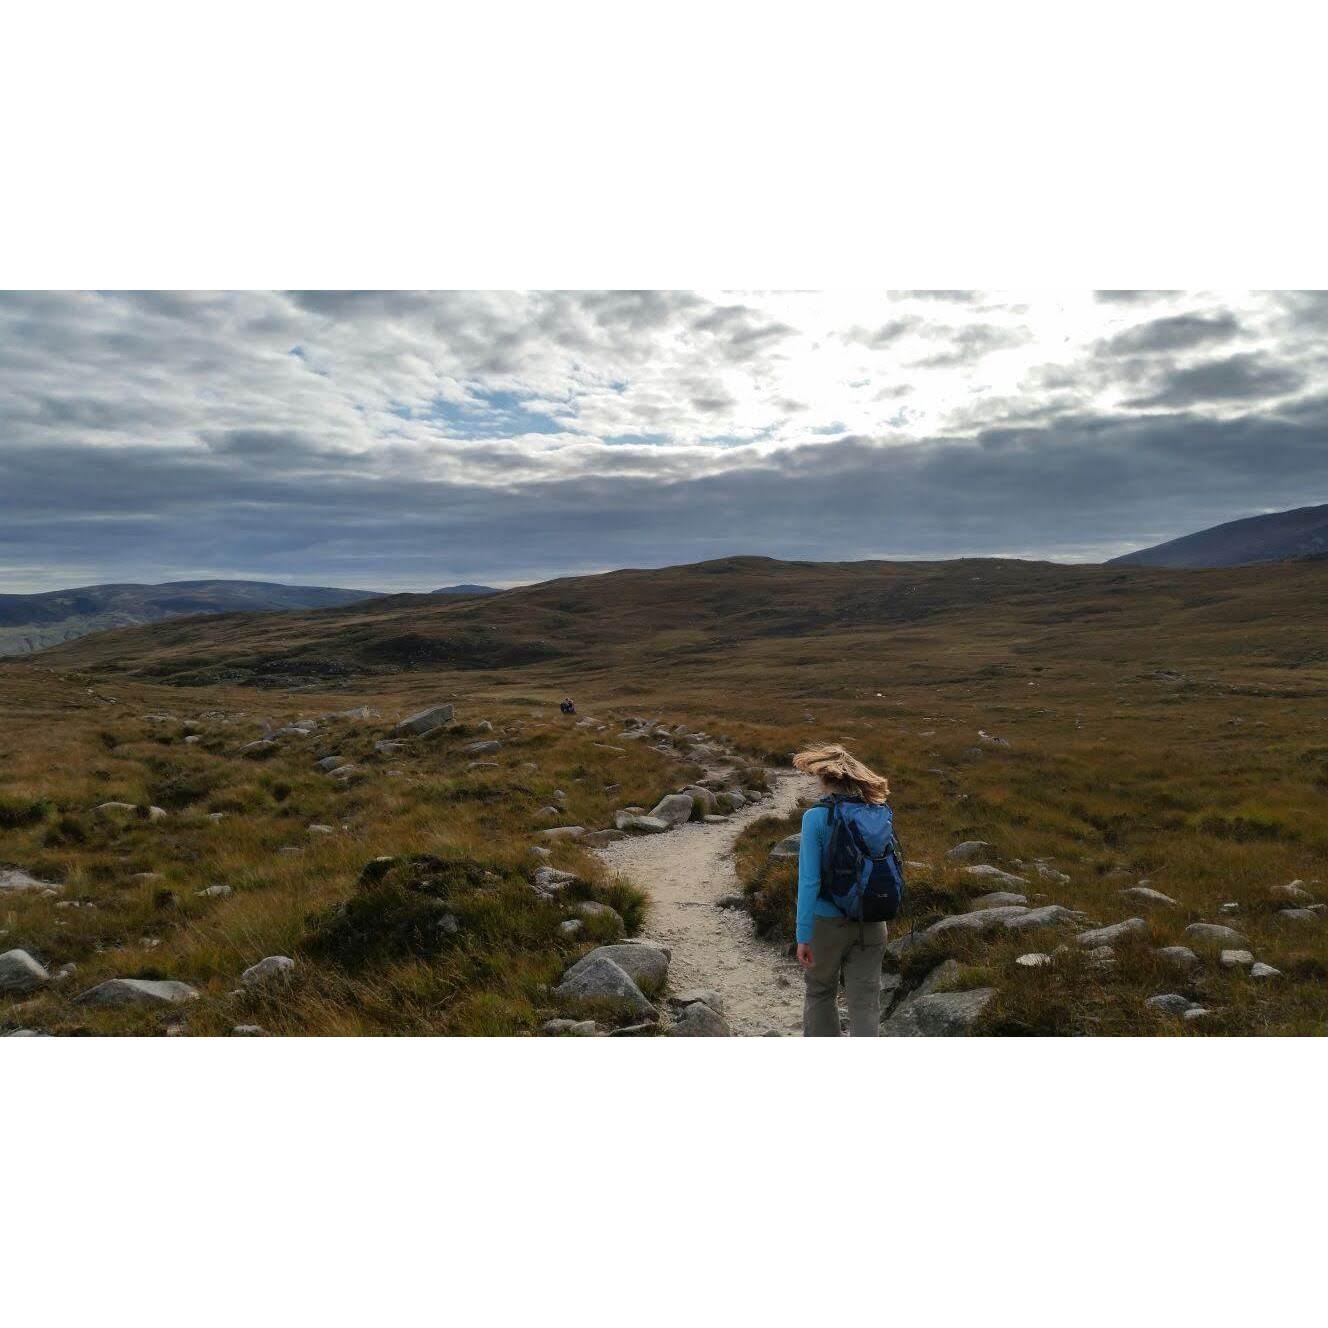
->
xmin=1111 ymin=503 xmax=1328 ymax=568
xmin=0 ymin=579 xmax=383 ymax=656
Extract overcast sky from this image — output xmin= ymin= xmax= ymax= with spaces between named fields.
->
xmin=1 ymin=289 xmax=1325 ymax=592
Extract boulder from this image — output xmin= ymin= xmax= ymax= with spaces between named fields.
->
xmin=308 ymin=824 xmax=335 ymax=835
xmin=961 ymin=864 xmax=1029 ymax=889
xmin=1220 ymin=949 xmax=1254 ymax=968
xmin=1250 ymin=962 xmax=1281 ymax=979
xmin=0 ymin=868 xmax=62 ymax=894
xmin=769 ymin=834 xmax=802 ymax=861
xmin=95 ymin=801 xmax=140 ymax=817
xmin=535 ymin=826 xmax=586 ymax=841
xmin=553 ymin=956 xmax=656 ymax=1021
xmin=1015 ymin=952 xmax=1052 ymax=968
xmin=1005 ymin=904 xmax=1078 ymax=932
xmin=681 ymin=785 xmax=718 ymax=815
xmin=395 ymin=704 xmax=455 ymax=735
xmin=542 ymin=1018 xmax=599 ymax=1035
xmin=717 ymin=791 xmax=747 ymax=811
xmin=970 ymin=890 xmax=1027 ymax=909
xmin=580 ymin=829 xmax=628 ymax=847
xmin=669 ymin=988 xmax=725 ymax=1014
xmin=649 ymin=793 xmax=695 ymax=827
xmin=231 ymin=1025 xmax=268 ymax=1036
xmin=884 ymin=988 xmax=996 ymax=1036
xmin=562 ymin=941 xmax=669 ymax=995
xmin=1033 ymin=861 xmax=1071 ymax=885
xmin=1121 ymin=886 xmax=1180 ymax=907
xmin=1184 ymin=922 xmax=1248 ymax=948
xmin=1182 ymin=1007 xmax=1210 ymax=1023
xmin=926 ymin=905 xmax=1029 ymax=938
xmin=1270 ymin=880 xmax=1314 ymax=904
xmin=669 ymin=1002 xmax=731 ymax=1036
xmin=195 ymin=884 xmax=233 ymax=899
xmin=1077 ymin=918 xmax=1148 ymax=947
xmin=240 ymin=955 xmax=296 ymax=987
xmin=74 ymin=978 xmax=199 ymax=1008
xmin=576 ymin=901 xmax=626 ymax=938
xmin=1156 ymin=945 xmax=1199 ymax=968
xmin=0 ymin=949 xmax=50 ymax=994
xmin=559 ymin=920 xmax=584 ymax=938
xmin=1145 ymin=993 xmax=1197 ymax=1018
xmin=946 ymin=841 xmax=994 ymax=862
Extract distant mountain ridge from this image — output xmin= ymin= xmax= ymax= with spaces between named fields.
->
xmin=431 ymin=584 xmax=501 ymax=596
xmin=1110 ymin=503 xmax=1328 ymax=568
xmin=0 ymin=579 xmax=383 ymax=656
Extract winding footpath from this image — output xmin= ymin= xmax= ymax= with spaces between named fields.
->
xmin=592 ymin=770 xmax=817 ymax=1035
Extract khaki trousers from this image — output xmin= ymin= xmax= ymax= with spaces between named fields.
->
xmin=802 ymin=914 xmax=888 ymax=1037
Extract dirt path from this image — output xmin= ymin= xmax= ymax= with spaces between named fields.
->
xmin=592 ymin=771 xmax=817 ymax=1035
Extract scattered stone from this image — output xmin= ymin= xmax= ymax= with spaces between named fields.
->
xmin=463 ymin=740 xmax=502 ymax=756
xmin=1184 ymin=922 xmax=1248 ymax=948
xmin=231 ymin=1025 xmax=268 ymax=1036
xmin=553 ymin=956 xmax=657 ymax=1020
xmin=702 ymin=815 xmax=728 ymax=824
xmin=926 ymin=905 xmax=1028 ymax=938
xmin=1156 ymin=945 xmax=1199 ymax=968
xmin=580 ymin=829 xmax=628 ymax=847
xmin=196 ymin=884 xmax=233 ymax=899
xmin=238 ymin=739 xmax=277 ymax=756
xmin=560 ymin=920 xmax=585 ymax=937
xmin=681 ymin=785 xmax=718 ymax=814
xmin=946 ymin=841 xmax=994 ymax=862
xmin=669 ymin=988 xmax=725 ymax=1014
xmin=961 ymin=864 xmax=1029 ymax=889
xmin=576 ymin=901 xmax=626 ymax=937
xmin=1250 ymin=962 xmax=1281 ymax=979
xmin=374 ymin=740 xmax=405 ymax=755
xmin=970 ymin=890 xmax=1027 ymax=909
xmin=183 ymin=734 xmax=202 ymax=744
xmin=529 ymin=845 xmax=552 ymax=859
xmin=308 ymin=824 xmax=335 ymax=835
xmin=669 ymin=1002 xmax=731 ymax=1036
xmin=316 ymin=756 xmax=347 ymax=772
xmin=1005 ymin=904 xmax=1079 ymax=932
xmin=562 ymin=941 xmax=669 ymax=995
xmin=0 ymin=868 xmax=62 ymax=894
xmin=715 ymin=893 xmax=744 ymax=910
xmin=649 ymin=793 xmax=695 ymax=827
xmin=1015 ymin=952 xmax=1051 ymax=968
xmin=1077 ymin=918 xmax=1148 ymax=947
xmin=395 ymin=704 xmax=455 ymax=735
xmin=614 ymin=814 xmax=670 ymax=834
xmin=1182 ymin=1007 xmax=1210 ymax=1023
xmin=1121 ymin=886 xmax=1180 ymax=907
xmin=1145 ymin=993 xmax=1197 ymax=1018
xmin=532 ymin=866 xmax=579 ymax=897
xmin=0 ymin=949 xmax=50 ymax=994
xmin=535 ymin=826 xmax=587 ymax=841
xmin=884 ymin=988 xmax=996 ymax=1036
xmin=716 ymin=791 xmax=747 ymax=811
xmin=769 ymin=834 xmax=802 ymax=861
xmin=1032 ymin=861 xmax=1070 ymax=885
xmin=74 ymin=978 xmax=199 ymax=1009
xmin=1277 ymin=908 xmax=1319 ymax=925
xmin=1084 ymin=945 xmax=1116 ymax=968
xmin=542 ymin=1018 xmax=598 ymax=1035
xmin=240 ymin=955 xmax=295 ymax=987
xmin=1220 ymin=949 xmax=1254 ymax=968
xmin=1270 ymin=880 xmax=1314 ymax=904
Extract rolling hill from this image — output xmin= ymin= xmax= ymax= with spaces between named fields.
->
xmin=0 ymin=579 xmax=384 ymax=657
xmin=1111 ymin=502 xmax=1328 ymax=568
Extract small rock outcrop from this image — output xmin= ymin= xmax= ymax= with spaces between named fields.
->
xmin=74 ymin=978 xmax=199 ymax=1009
xmin=769 ymin=834 xmax=802 ymax=861
xmin=669 ymin=1001 xmax=731 ymax=1036
xmin=961 ymin=864 xmax=1029 ymax=889
xmin=0 ymin=949 xmax=50 ymax=994
xmin=649 ymin=793 xmax=695 ymax=827
xmin=1184 ymin=922 xmax=1248 ymax=948
xmin=241 ymin=955 xmax=296 ymax=987
xmin=884 ymin=988 xmax=996 ymax=1036
xmin=395 ymin=704 xmax=455 ymax=735
xmin=561 ymin=941 xmax=669 ymax=995
xmin=553 ymin=956 xmax=656 ymax=1021
xmin=1077 ymin=918 xmax=1147 ymax=947
xmin=946 ymin=841 xmax=994 ymax=862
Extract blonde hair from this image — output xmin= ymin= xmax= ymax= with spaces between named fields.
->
xmin=792 ymin=744 xmax=890 ymax=804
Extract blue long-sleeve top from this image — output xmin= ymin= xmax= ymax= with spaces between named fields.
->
xmin=796 ymin=805 xmax=844 ymax=944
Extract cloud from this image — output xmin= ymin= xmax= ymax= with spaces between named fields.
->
xmin=1103 ymin=312 xmax=1242 ymax=354
xmin=1126 ymin=352 xmax=1305 ymax=408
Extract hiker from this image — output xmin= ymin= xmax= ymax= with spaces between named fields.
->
xmin=791 ymin=745 xmax=901 ymax=1037
xmin=559 ymin=697 xmax=576 ymax=715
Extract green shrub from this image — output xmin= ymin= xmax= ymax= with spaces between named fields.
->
xmin=0 ymin=794 xmax=51 ymax=828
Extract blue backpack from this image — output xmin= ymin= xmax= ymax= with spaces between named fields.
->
xmin=817 ymin=796 xmax=906 ymax=923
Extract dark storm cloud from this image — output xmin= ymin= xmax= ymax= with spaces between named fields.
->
xmin=1103 ymin=313 xmax=1241 ymax=354
xmin=1127 ymin=353 xmax=1305 ymax=408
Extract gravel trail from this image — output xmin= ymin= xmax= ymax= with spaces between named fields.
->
xmin=592 ymin=770 xmax=816 ymax=1035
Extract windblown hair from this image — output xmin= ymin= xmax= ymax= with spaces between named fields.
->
xmin=792 ymin=744 xmax=890 ymax=804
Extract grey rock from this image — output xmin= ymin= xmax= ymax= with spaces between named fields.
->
xmin=1077 ymin=918 xmax=1148 ymax=947
xmin=0 ymin=949 xmax=50 ymax=994
xmin=1218 ymin=902 xmax=1240 ymax=914
xmin=231 ymin=1025 xmax=267 ymax=1036
xmin=196 ymin=884 xmax=233 ymax=899
xmin=462 ymin=740 xmax=501 ymax=756
xmin=395 ymin=704 xmax=455 ymax=735
xmin=1182 ymin=1007 xmax=1211 ymax=1023
xmin=717 ymin=791 xmax=747 ymax=811
xmin=1015 ymin=952 xmax=1052 ymax=967
xmin=926 ymin=905 xmax=1029 ymax=938
xmin=553 ymin=956 xmax=656 ymax=1020
xmin=1121 ymin=886 xmax=1180 ymax=907
xmin=681 ymin=785 xmax=718 ymax=814
xmin=703 ymin=814 xmax=729 ymax=824
xmin=1033 ymin=861 xmax=1071 ymax=885
xmin=542 ymin=1018 xmax=598 ymax=1035
xmin=1184 ymin=922 xmax=1248 ymax=948
xmin=307 ymin=824 xmax=335 ymax=835
xmin=532 ymin=866 xmax=579 ymax=897
xmin=238 ymin=739 xmax=277 ymax=755
xmin=559 ymin=920 xmax=585 ymax=937
xmin=1269 ymin=880 xmax=1313 ymax=904
xmin=884 ymin=988 xmax=996 ymax=1036
xmin=240 ymin=955 xmax=295 ymax=987
xmin=1250 ymin=962 xmax=1281 ymax=979
xmin=374 ymin=740 xmax=405 ymax=755
xmin=1005 ymin=904 xmax=1079 ymax=932
xmin=769 ymin=834 xmax=802 ymax=861
xmin=970 ymin=890 xmax=1027 ymax=909
xmin=946 ymin=841 xmax=994 ymax=862
xmin=614 ymin=814 xmax=670 ymax=834
xmin=961 ymin=864 xmax=1029 ymax=889
xmin=649 ymin=793 xmax=695 ymax=827
xmin=1220 ymin=949 xmax=1254 ymax=968
xmin=580 ymin=829 xmax=628 ymax=847
xmin=0 ymin=868 xmax=62 ymax=894
xmin=535 ymin=825 xmax=586 ymax=841
xmin=1145 ymin=993 xmax=1196 ymax=1018
xmin=562 ymin=941 xmax=669 ymax=995
xmin=1156 ymin=945 xmax=1199 ymax=968
xmin=669 ymin=1002 xmax=731 ymax=1036
xmin=1278 ymin=908 xmax=1319 ymax=925
xmin=74 ymin=978 xmax=199 ymax=1008
xmin=575 ymin=901 xmax=626 ymax=938
xmin=669 ymin=988 xmax=726 ymax=1014
xmin=316 ymin=755 xmax=347 ymax=772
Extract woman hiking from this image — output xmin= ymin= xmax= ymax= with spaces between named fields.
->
xmin=792 ymin=745 xmax=896 ymax=1037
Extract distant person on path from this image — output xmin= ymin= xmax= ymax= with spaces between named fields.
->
xmin=559 ymin=697 xmax=576 ymax=715
xmin=791 ymin=745 xmax=895 ymax=1037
